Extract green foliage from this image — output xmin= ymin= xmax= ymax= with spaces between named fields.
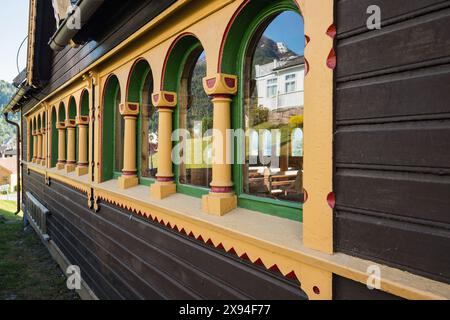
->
xmin=0 ymin=81 xmax=19 ymax=146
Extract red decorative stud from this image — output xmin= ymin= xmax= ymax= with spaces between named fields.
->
xmin=313 ymin=286 xmax=321 ymax=295
xmin=302 ymin=188 xmax=308 ymax=204
xmin=304 ymin=58 xmax=310 ymax=76
xmin=305 ymin=34 xmax=310 ymax=45
xmin=326 ymin=24 xmax=336 ymax=39
xmin=326 ymin=49 xmax=336 ymax=70
xmin=327 ymin=192 xmax=336 ymax=209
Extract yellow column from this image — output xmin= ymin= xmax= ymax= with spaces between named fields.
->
xmin=117 ymin=102 xmax=139 ymax=189
xmin=32 ymin=131 xmax=37 ymax=163
xmin=65 ymin=119 xmax=77 ymax=173
xmin=37 ymin=131 xmax=43 ymax=165
xmin=56 ymin=123 xmax=66 ymax=170
xmin=201 ymin=74 xmax=237 ymax=216
xmin=150 ymin=91 xmax=177 ymax=199
xmin=76 ymin=116 xmax=90 ymax=176
xmin=42 ymin=128 xmax=47 ymax=167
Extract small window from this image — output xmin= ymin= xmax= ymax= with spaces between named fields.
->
xmin=266 ymin=78 xmax=277 ymax=97
xmin=285 ymin=74 xmax=296 ymax=93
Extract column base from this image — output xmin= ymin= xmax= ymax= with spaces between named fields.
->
xmin=202 ymin=192 xmax=237 ymax=216
xmin=118 ymin=175 xmax=139 ymax=189
xmin=56 ymin=162 xmax=66 ymax=170
xmin=65 ymin=163 xmax=76 ymax=173
xmin=76 ymin=166 xmax=89 ymax=176
xmin=150 ymin=181 xmax=176 ymax=200
xmin=40 ymin=159 xmax=46 ymax=167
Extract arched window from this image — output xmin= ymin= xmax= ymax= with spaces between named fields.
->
xmin=178 ymin=48 xmax=212 ymax=188
xmin=68 ymin=96 xmax=77 ymax=162
xmin=242 ymin=10 xmax=305 ymax=206
xmin=127 ymin=59 xmax=157 ymax=180
xmin=102 ymin=75 xmax=122 ymax=181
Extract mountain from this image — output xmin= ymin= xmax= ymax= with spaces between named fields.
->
xmin=253 ymin=36 xmax=299 ymax=66
xmin=0 ymin=80 xmax=19 ymax=146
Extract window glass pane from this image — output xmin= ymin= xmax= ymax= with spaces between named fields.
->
xmin=114 ymin=88 xmax=124 ymax=173
xmin=244 ymin=11 xmax=304 ymax=203
xmin=179 ymin=50 xmax=213 ymax=188
xmin=141 ymin=72 xmax=158 ymax=178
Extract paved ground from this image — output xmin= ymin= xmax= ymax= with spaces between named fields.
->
xmin=0 ymin=200 xmax=80 ymax=300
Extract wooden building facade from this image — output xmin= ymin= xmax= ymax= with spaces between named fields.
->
xmin=3 ymin=0 xmax=450 ymax=300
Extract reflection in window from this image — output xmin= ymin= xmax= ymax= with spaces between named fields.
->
xmin=243 ymin=11 xmax=304 ymax=203
xmin=285 ymin=74 xmax=296 ymax=93
xmin=292 ymin=128 xmax=303 ymax=157
xmin=114 ymin=89 xmax=124 ymax=173
xmin=179 ymin=49 xmax=213 ymax=188
xmin=141 ymin=71 xmax=158 ymax=178
xmin=266 ymin=78 xmax=277 ymax=97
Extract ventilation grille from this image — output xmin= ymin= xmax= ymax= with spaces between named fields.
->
xmin=25 ymin=191 xmax=50 ymax=239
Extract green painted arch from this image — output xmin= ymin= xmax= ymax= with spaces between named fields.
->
xmin=102 ymin=74 xmax=121 ymax=182
xmin=58 ymin=102 xmax=66 ymax=122
xmin=162 ymin=34 xmax=204 ymax=92
xmin=126 ymin=59 xmax=154 ymax=180
xmin=219 ymin=0 xmax=301 ymax=75
xmin=80 ymin=90 xmax=90 ymax=116
xmin=68 ymin=96 xmax=77 ymax=119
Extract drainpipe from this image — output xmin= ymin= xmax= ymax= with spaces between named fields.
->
xmin=3 ymin=112 xmax=21 ymax=215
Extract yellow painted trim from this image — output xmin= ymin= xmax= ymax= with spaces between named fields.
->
xmin=302 ymin=0 xmax=334 ymax=254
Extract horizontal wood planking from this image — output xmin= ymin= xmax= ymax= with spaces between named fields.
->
xmin=335 ymin=121 xmax=450 ymax=169
xmin=335 ymin=169 xmax=450 ymax=225
xmin=336 ymin=0 xmax=450 ymax=37
xmin=336 ymin=64 xmax=450 ymax=122
xmin=335 ymin=2 xmax=450 ymax=284
xmin=335 ymin=209 xmax=450 ymax=284
xmin=337 ymin=7 xmax=450 ymax=80
xmin=22 ymin=166 xmax=307 ymax=300
xmin=333 ymin=275 xmax=403 ymax=300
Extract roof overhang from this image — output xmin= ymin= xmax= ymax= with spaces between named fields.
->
xmin=48 ymin=0 xmax=105 ymax=51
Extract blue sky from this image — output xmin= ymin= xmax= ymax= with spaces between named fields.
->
xmin=264 ymin=11 xmax=305 ymax=55
xmin=0 ymin=1 xmax=29 ymax=82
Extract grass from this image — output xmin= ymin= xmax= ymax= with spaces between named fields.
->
xmin=0 ymin=200 xmax=79 ymax=300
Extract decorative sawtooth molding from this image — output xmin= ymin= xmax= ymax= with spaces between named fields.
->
xmin=94 ymin=188 xmax=329 ymax=299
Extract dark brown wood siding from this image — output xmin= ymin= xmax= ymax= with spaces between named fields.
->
xmin=22 ymin=166 xmax=307 ymax=300
xmin=335 ymin=0 xmax=450 ymax=284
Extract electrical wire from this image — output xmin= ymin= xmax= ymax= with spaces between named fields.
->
xmin=16 ymin=35 xmax=28 ymax=74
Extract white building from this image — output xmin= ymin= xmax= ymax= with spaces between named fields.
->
xmin=254 ymin=56 xmax=305 ymax=117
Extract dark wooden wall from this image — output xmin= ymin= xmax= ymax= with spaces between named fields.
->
xmin=22 ymin=166 xmax=307 ymax=300
xmin=335 ymin=0 xmax=450 ymax=284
